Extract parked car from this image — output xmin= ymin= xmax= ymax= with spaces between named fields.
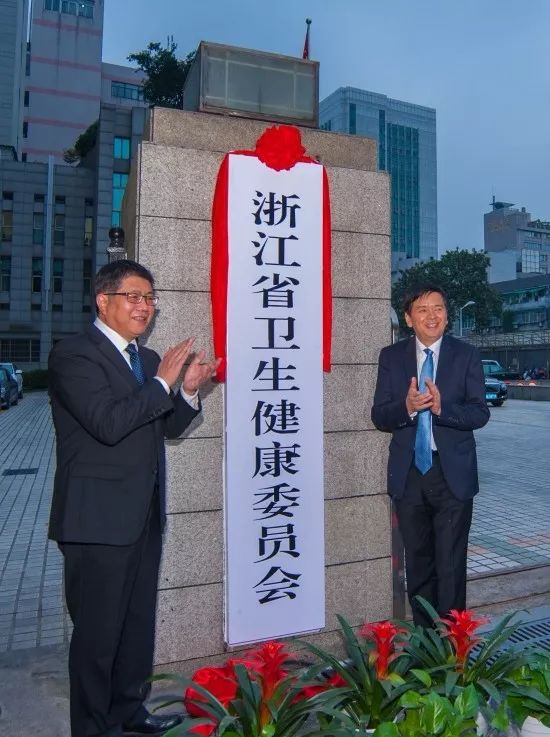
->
xmin=0 ymin=366 xmax=19 ymax=409
xmin=0 ymin=362 xmax=23 ymax=398
xmin=484 ymin=375 xmax=508 ymax=407
xmin=481 ymin=359 xmax=521 ymax=381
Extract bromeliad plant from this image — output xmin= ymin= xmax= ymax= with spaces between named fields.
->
xmin=154 ymin=641 xmax=348 ymax=737
xmin=506 ymin=650 xmax=550 ymax=730
xmin=304 ymin=615 xmax=413 ymax=731
xmin=373 ymin=685 xmax=481 ymax=737
xmin=403 ymin=598 xmax=527 ymax=731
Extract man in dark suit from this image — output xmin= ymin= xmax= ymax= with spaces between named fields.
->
xmin=48 ymin=260 xmax=219 ymax=737
xmin=371 ymin=285 xmax=489 ymax=627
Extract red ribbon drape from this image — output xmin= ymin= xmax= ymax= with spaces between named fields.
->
xmin=210 ymin=147 xmax=332 ymax=383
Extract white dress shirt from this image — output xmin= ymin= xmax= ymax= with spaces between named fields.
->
xmin=415 ymin=335 xmax=443 ymax=451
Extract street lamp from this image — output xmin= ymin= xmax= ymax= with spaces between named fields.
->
xmin=459 ymin=300 xmax=476 ymax=337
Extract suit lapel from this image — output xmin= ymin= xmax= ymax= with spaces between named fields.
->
xmin=404 ymin=336 xmax=417 ymax=384
xmin=435 ymin=334 xmax=454 ymax=394
xmin=86 ymin=324 xmax=137 ymax=388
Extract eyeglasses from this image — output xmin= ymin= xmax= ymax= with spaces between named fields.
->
xmin=103 ymin=292 xmax=160 ymax=306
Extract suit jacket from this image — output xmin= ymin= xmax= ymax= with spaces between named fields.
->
xmin=48 ymin=324 xmax=199 ymax=545
xmin=371 ymin=334 xmax=490 ymax=501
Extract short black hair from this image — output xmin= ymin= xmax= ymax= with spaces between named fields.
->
xmin=403 ymin=284 xmax=449 ymax=315
xmin=94 ymin=260 xmax=155 ymax=296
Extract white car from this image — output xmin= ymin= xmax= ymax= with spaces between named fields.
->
xmin=0 ymin=363 xmax=23 ymax=399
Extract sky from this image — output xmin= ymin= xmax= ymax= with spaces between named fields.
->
xmin=102 ymin=0 xmax=550 ymax=255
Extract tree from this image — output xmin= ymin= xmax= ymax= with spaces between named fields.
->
xmin=392 ymin=249 xmax=502 ymax=333
xmin=127 ymin=41 xmax=195 ymax=108
xmin=63 ymin=120 xmax=98 ymax=164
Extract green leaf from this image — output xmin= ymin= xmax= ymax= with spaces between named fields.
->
xmin=373 ymin=723 xmax=400 ymax=737
xmin=490 ymin=702 xmax=510 ymax=732
xmin=454 ymin=684 xmax=479 ymax=719
xmin=410 ymin=669 xmax=432 ymax=688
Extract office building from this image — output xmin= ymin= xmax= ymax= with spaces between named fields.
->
xmin=0 ymin=0 xmax=148 ymax=366
xmin=485 ymin=198 xmax=550 ymax=283
xmin=0 ymin=0 xmax=29 ymax=157
xmin=0 ymin=155 xmax=96 ymax=366
xmin=320 ymin=86 xmax=437 ymax=275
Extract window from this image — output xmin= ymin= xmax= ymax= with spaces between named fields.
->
xmin=349 ymin=103 xmax=356 ymax=135
xmin=21 ymin=153 xmax=27 ymax=162
xmin=85 ymin=197 xmax=94 ymax=207
xmin=84 ymin=216 xmax=93 ymax=246
xmin=113 ymin=137 xmax=130 ymax=160
xmin=46 ymin=1 xmax=94 ymax=19
xmin=52 ymin=303 xmax=63 ymax=312
xmin=55 ymin=195 xmax=65 ymax=205
xmin=32 ymin=258 xmax=42 ymax=293
xmin=112 ymin=173 xmax=128 ymax=226
xmin=0 ymin=303 xmax=9 ymax=311
xmin=0 ymin=338 xmax=40 ymax=362
xmin=83 ymin=258 xmax=92 ymax=295
xmin=0 ymin=256 xmax=11 ymax=291
xmin=1 ymin=211 xmax=13 ymax=242
xmin=31 ymin=303 xmax=41 ymax=311
xmin=23 ymin=121 xmax=28 ymax=138
xmin=53 ymin=258 xmax=63 ymax=293
xmin=111 ymin=81 xmax=144 ymax=102
xmin=34 ymin=193 xmax=45 ymax=203
xmin=33 ymin=213 xmax=44 ymax=244
xmin=24 ymin=91 xmax=29 ymax=107
xmin=54 ymin=214 xmax=65 ymax=245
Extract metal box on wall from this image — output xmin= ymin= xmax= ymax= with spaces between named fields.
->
xmin=182 ymin=41 xmax=319 ymax=128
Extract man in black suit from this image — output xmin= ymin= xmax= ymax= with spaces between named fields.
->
xmin=48 ymin=260 xmax=219 ymax=737
xmin=371 ymin=285 xmax=489 ymax=627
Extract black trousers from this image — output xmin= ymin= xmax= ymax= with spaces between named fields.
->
xmin=59 ymin=492 xmax=161 ymax=737
xmin=394 ymin=455 xmax=473 ymax=628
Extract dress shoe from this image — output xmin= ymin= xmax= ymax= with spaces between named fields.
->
xmin=123 ymin=712 xmax=183 ymax=735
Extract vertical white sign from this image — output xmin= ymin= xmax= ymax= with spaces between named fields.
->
xmin=224 ymin=154 xmax=325 ymax=646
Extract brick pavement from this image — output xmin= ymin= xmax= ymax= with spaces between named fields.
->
xmin=0 ymin=393 xmax=549 ymax=653
xmin=0 ymin=391 xmax=70 ymax=652
xmin=471 ymin=399 xmax=550 ymax=574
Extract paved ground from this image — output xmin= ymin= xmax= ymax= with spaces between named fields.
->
xmin=0 ymin=393 xmax=549 ymax=655
xmin=470 ymin=400 xmax=550 ymax=574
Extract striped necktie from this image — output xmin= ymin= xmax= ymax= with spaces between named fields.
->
xmin=414 ymin=348 xmax=434 ymax=474
xmin=125 ymin=343 xmax=145 ymax=385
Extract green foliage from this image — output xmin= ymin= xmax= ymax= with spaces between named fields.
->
xmin=373 ymin=687 xmax=480 ymax=737
xmin=507 ymin=650 xmax=550 ymax=728
xmin=501 ymin=310 xmax=515 ymax=332
xmin=127 ymin=41 xmax=195 ymax=108
xmin=392 ymin=249 xmax=502 ymax=333
xmin=22 ymin=369 xmax=48 ymax=390
xmin=152 ymin=664 xmax=348 ymax=737
xmin=402 ymin=598 xmax=526 ymax=729
xmin=303 ymin=615 xmax=412 ymax=730
xmin=63 ymin=120 xmax=98 ymax=164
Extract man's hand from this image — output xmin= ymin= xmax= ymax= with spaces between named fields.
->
xmin=182 ymin=351 xmax=222 ymax=395
xmin=405 ymin=376 xmax=434 ymax=415
xmin=424 ymin=378 xmax=441 ymax=416
xmin=156 ymin=338 xmax=196 ymax=388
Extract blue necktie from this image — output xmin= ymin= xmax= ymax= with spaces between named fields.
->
xmin=415 ymin=348 xmax=434 ymax=475
xmin=125 ymin=343 xmax=145 ymax=385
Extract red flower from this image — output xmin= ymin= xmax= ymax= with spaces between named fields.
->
xmin=246 ymin=641 xmax=295 ymax=726
xmin=295 ymin=673 xmax=348 ymax=701
xmin=359 ymin=621 xmax=406 ymax=679
xmin=184 ymin=665 xmax=238 ymax=735
xmin=439 ymin=609 xmax=488 ymax=669
xmin=254 ymin=125 xmax=306 ymax=171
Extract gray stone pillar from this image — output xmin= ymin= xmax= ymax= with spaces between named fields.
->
xmin=122 ymin=108 xmax=392 ymax=672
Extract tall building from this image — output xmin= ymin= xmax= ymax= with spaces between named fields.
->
xmin=24 ymin=0 xmax=105 ymax=162
xmin=0 ymin=0 xmax=148 ymax=366
xmin=320 ymin=86 xmax=437 ymax=275
xmin=485 ymin=198 xmax=550 ymax=283
xmin=0 ymin=0 xmax=29 ymax=157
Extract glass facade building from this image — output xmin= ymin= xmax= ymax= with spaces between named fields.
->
xmin=320 ymin=87 xmax=437 ymax=273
